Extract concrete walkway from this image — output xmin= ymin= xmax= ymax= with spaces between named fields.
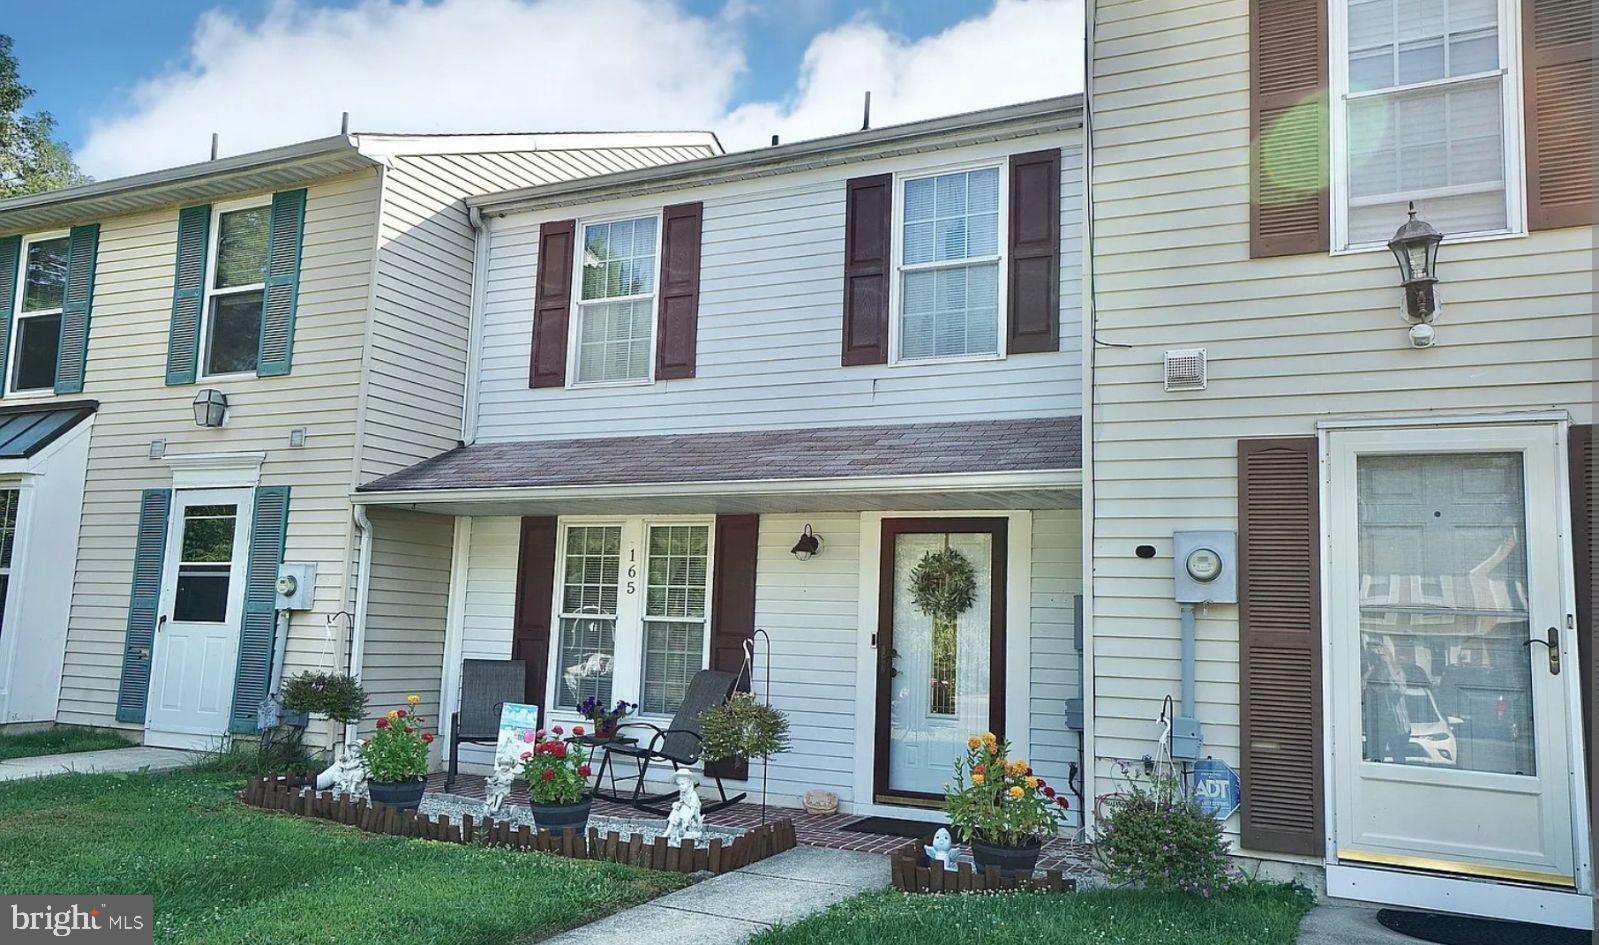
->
xmin=0 ymin=746 xmax=199 ymax=782
xmin=1298 ymin=902 xmax=1421 ymax=945
xmin=543 ymin=845 xmax=889 ymax=945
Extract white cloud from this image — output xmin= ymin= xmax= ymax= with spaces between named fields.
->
xmin=77 ymin=0 xmax=1082 ymax=180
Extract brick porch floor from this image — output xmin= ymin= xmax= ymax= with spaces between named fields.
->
xmin=426 ymin=771 xmax=1094 ymax=876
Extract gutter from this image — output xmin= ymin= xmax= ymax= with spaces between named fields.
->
xmin=344 ymin=504 xmax=376 ymax=746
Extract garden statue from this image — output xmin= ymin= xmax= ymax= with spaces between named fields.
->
xmin=924 ymin=827 xmax=959 ymax=870
xmin=483 ymin=735 xmax=520 ymax=815
xmin=325 ymin=744 xmax=368 ymax=800
xmin=665 ymin=769 xmax=704 ymax=844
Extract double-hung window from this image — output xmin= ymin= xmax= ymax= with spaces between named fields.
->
xmin=9 ymin=234 xmax=68 ymax=393
xmin=574 ymin=215 xmax=659 ymax=385
xmin=896 ymin=165 xmax=1003 ymax=362
xmin=1336 ymin=0 xmax=1521 ymax=247
xmin=201 ymin=202 xmax=271 ymax=377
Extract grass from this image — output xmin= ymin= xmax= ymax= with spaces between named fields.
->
xmin=0 ymin=725 xmax=133 ymax=760
xmin=0 ymin=771 xmax=690 ymax=945
xmin=750 ymin=883 xmax=1315 ymax=945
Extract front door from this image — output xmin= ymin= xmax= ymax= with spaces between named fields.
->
xmin=1329 ymin=425 xmax=1578 ymax=885
xmin=146 ymin=488 xmax=253 ymax=748
xmin=876 ymin=518 xmax=1006 ymax=805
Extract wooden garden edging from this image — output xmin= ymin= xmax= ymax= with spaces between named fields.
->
xmin=240 ymin=776 xmax=797 ymax=876
xmin=889 ymin=845 xmax=1077 ymax=894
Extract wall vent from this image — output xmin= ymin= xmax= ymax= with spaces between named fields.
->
xmin=1164 ymin=348 xmax=1207 ymax=392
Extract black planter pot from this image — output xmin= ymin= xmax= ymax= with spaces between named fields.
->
xmin=970 ymin=837 xmax=1044 ymax=877
xmin=368 ymin=779 xmax=426 ymax=811
xmin=531 ymin=796 xmax=593 ymax=834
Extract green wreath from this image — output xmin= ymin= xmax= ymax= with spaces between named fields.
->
xmin=910 ymin=547 xmax=977 ymax=622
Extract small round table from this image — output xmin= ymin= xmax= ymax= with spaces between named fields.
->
xmin=565 ymin=733 xmax=639 ymax=799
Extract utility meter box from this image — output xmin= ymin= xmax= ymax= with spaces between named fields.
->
xmin=1172 ymin=531 xmax=1237 ymax=604
xmin=275 ymin=563 xmax=316 ymax=611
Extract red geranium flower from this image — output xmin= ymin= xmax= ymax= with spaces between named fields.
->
xmin=552 ymin=725 xmax=564 ymax=736
xmin=1056 ymin=797 xmax=1069 ymax=809
xmin=521 ymin=751 xmax=533 ymax=761
xmin=395 ymin=709 xmax=407 ymax=718
xmin=578 ymin=765 xmax=592 ymax=778
xmin=421 ymin=732 xmax=435 ymax=744
xmin=375 ymin=717 xmax=389 ymax=729
xmin=540 ymin=769 xmax=555 ymax=781
xmin=551 ymin=742 xmax=567 ymax=759
xmin=573 ymin=725 xmax=586 ymax=737
xmin=1043 ymin=786 xmax=1056 ymax=798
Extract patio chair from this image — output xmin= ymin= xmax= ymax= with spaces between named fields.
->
xmin=595 ymin=669 xmax=748 ymax=815
xmin=446 ymin=659 xmax=527 ymax=790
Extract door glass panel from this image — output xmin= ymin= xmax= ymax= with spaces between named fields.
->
xmin=173 ymin=504 xmax=238 ymax=623
xmin=1356 ymin=453 xmax=1535 ymax=775
xmin=555 ymin=525 xmax=621 ymax=709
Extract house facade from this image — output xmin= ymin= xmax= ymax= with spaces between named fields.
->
xmin=1085 ymin=0 xmax=1593 ymax=928
xmin=0 ymin=130 xmax=720 ymax=744
xmin=352 ymin=98 xmax=1089 ymax=823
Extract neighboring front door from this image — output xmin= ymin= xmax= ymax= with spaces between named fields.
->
xmin=876 ymin=518 xmax=1006 ymax=805
xmin=1329 ymin=424 xmax=1578 ymax=886
xmin=146 ymin=488 xmax=253 ymax=749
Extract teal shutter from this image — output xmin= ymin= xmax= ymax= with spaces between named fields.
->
xmin=229 ymin=485 xmax=290 ymax=733
xmin=0 ymin=236 xmax=19 ymax=398
xmin=166 ymin=205 xmax=211 ymax=385
xmin=116 ymin=490 xmax=172 ymax=723
xmin=256 ymin=189 xmax=305 ymax=377
xmin=53 ymin=223 xmax=99 ymax=394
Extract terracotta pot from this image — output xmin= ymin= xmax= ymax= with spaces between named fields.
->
xmin=531 ymin=795 xmax=593 ymax=834
xmin=368 ymin=779 xmax=426 ymax=811
xmin=970 ymin=837 xmax=1044 ymax=877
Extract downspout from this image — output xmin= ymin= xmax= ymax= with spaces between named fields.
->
xmin=460 ymin=205 xmax=489 ymax=446
xmin=344 ymin=503 xmax=375 ymax=746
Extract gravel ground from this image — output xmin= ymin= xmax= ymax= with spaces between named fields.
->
xmin=418 ymin=790 xmax=746 ymax=849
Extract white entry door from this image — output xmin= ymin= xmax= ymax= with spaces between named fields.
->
xmin=146 ymin=488 xmax=253 ymax=748
xmin=1329 ymin=425 xmax=1578 ymax=886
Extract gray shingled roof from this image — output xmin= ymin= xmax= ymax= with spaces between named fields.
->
xmin=359 ymin=417 xmax=1081 ymax=493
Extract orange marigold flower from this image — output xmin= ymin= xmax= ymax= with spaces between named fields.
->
xmin=1008 ymin=786 xmax=1024 ymax=800
xmin=971 ymin=773 xmax=985 ymax=785
xmin=406 ymin=694 xmax=421 ymax=706
xmin=966 ymin=736 xmax=981 ymax=750
xmin=1024 ymin=776 xmax=1039 ymax=789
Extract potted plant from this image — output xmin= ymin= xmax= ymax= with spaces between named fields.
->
xmin=519 ymin=724 xmax=593 ymax=832
xmin=944 ymin=731 xmax=1068 ymax=876
xmin=699 ymin=692 xmax=790 ymax=823
xmin=359 ymin=695 xmax=434 ymax=810
xmin=281 ymin=671 xmax=367 ymax=726
xmin=577 ymin=696 xmax=634 ymax=741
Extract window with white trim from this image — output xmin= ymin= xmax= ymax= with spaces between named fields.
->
xmin=0 ymin=489 xmax=17 ymax=645
xmin=1336 ymin=0 xmax=1520 ymax=247
xmin=574 ymin=215 xmax=659 ymax=385
xmin=201 ymin=203 xmax=270 ymax=378
xmin=10 ymin=234 xmax=68 ymax=392
xmin=897 ymin=166 xmax=1002 ymax=362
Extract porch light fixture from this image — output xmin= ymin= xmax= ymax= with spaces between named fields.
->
xmin=791 ymin=524 xmax=822 ymax=561
xmin=1387 ymin=202 xmax=1444 ymax=347
xmin=193 ymin=388 xmax=229 ymax=428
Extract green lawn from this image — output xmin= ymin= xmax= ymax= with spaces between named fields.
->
xmin=0 ymin=725 xmax=134 ymax=760
xmin=751 ymin=884 xmax=1314 ymax=945
xmin=0 ymin=771 xmax=690 ymax=945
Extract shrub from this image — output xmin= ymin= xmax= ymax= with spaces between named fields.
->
xmin=280 ymin=672 xmax=367 ymax=725
xmin=1093 ymin=764 xmax=1236 ymax=895
xmin=359 ymin=696 xmax=433 ymax=783
xmin=699 ymin=693 xmax=791 ymax=820
xmin=944 ymin=731 xmax=1067 ymax=847
xmin=518 ymin=724 xmax=590 ymax=805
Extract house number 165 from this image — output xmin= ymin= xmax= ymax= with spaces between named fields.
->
xmin=625 ymin=548 xmax=638 ymax=595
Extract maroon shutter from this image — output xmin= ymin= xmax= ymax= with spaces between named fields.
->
xmin=705 ymin=514 xmax=759 ymax=781
xmin=841 ymin=174 xmax=892 ymax=366
xmin=1570 ymin=425 xmax=1594 ymax=757
xmin=1250 ymin=0 xmax=1329 ymax=257
xmin=1238 ymin=437 xmax=1324 ymax=856
xmin=656 ymin=202 xmax=703 ymax=380
xmin=512 ymin=516 xmax=559 ymax=727
xmin=530 ymin=220 xmax=576 ymax=388
xmin=1007 ymin=148 xmax=1062 ymax=355
xmin=1523 ymin=0 xmax=1596 ymax=230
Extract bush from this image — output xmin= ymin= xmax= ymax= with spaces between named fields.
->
xmin=188 ymin=733 xmax=318 ymax=776
xmin=359 ymin=697 xmax=433 ymax=783
xmin=1093 ymin=764 xmax=1237 ymax=896
xmin=280 ymin=672 xmax=367 ymax=725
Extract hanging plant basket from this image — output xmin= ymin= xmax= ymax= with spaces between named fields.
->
xmin=910 ymin=547 xmax=977 ymax=623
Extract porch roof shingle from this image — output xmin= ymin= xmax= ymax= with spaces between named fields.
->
xmin=358 ymin=417 xmax=1081 ymax=494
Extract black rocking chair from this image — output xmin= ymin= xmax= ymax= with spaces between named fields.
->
xmin=594 ymin=669 xmax=747 ymax=815
xmin=446 ymin=658 xmax=527 ymax=790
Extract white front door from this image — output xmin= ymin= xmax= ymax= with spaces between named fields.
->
xmin=1329 ymin=424 xmax=1579 ymax=886
xmin=146 ymin=488 xmax=253 ymax=749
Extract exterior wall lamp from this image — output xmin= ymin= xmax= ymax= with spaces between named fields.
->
xmin=193 ymin=388 xmax=229 ymax=427
xmin=791 ymin=523 xmax=822 ymax=561
xmin=1387 ymin=202 xmax=1444 ymax=348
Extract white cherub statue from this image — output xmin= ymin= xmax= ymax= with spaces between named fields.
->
xmin=924 ymin=827 xmax=959 ymax=870
xmin=328 ymin=743 xmax=368 ymax=800
xmin=665 ymin=769 xmax=704 ymax=845
xmin=484 ymin=733 xmax=521 ymax=815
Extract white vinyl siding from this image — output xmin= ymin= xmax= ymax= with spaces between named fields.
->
xmin=358 ymin=508 xmax=453 ymax=742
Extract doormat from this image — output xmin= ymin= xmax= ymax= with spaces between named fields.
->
xmin=1375 ymin=909 xmax=1587 ymax=945
xmin=840 ymin=816 xmax=948 ymax=840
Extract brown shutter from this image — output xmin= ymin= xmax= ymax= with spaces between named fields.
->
xmin=531 ymin=220 xmax=576 ymax=388
xmin=1570 ymin=424 xmax=1593 ymax=755
xmin=1250 ymin=0 xmax=1329 ymax=257
xmin=1007 ymin=149 xmax=1062 ymax=355
xmin=1238 ymin=437 xmax=1324 ymax=856
xmin=841 ymin=174 xmax=892 ymax=366
xmin=656 ymin=202 xmax=703 ymax=380
xmin=512 ymin=516 xmax=559 ymax=727
xmin=1523 ymin=0 xmax=1596 ymax=230
xmin=705 ymin=514 xmax=759 ymax=781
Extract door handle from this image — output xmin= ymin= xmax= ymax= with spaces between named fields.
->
xmin=156 ymin=614 xmax=167 ymax=635
xmin=1525 ymin=627 xmax=1560 ymax=675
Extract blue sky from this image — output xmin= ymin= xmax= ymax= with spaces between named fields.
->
xmin=5 ymin=0 xmax=1081 ymax=179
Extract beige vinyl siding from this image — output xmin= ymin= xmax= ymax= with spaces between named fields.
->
xmin=1087 ymin=0 xmax=1596 ymax=853
xmin=58 ymin=170 xmax=382 ymax=727
xmin=358 ymin=508 xmax=454 ymax=735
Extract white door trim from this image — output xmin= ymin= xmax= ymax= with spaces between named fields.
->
xmin=1327 ymin=863 xmax=1593 ymax=930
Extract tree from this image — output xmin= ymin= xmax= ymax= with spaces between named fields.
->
xmin=0 ymin=34 xmax=87 ymax=198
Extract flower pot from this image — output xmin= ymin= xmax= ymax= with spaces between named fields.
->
xmin=368 ymin=779 xmax=426 ymax=811
xmin=970 ymin=837 xmax=1044 ymax=877
xmin=531 ymin=796 xmax=593 ymax=834
xmin=594 ymin=721 xmax=617 ymax=741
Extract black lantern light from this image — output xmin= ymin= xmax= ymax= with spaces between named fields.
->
xmin=193 ymin=388 xmax=229 ymax=427
xmin=791 ymin=523 xmax=822 ymax=561
xmin=1387 ymin=202 xmax=1444 ymax=324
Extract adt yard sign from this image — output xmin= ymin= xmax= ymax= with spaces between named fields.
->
xmin=1191 ymin=757 xmax=1240 ymax=820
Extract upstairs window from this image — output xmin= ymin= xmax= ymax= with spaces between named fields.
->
xmin=1336 ymin=0 xmax=1521 ymax=247
xmin=10 ymin=235 xmax=68 ymax=393
xmin=896 ymin=166 xmax=1002 ymax=362
xmin=201 ymin=203 xmax=270 ymax=378
xmin=574 ymin=215 xmax=659 ymax=385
